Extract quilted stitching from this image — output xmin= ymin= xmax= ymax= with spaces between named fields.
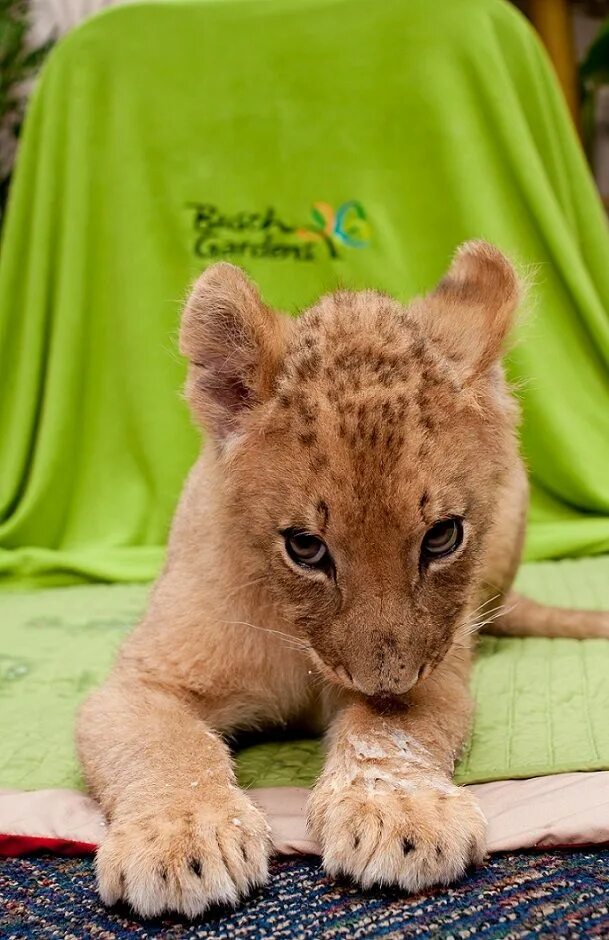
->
xmin=1 ymin=556 xmax=609 ymax=791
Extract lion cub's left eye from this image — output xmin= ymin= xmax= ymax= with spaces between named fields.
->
xmin=284 ymin=530 xmax=329 ymax=569
xmin=421 ymin=518 xmax=463 ymax=561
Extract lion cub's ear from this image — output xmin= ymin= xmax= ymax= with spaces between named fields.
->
xmin=414 ymin=241 xmax=522 ymax=383
xmin=180 ymin=263 xmax=286 ymax=439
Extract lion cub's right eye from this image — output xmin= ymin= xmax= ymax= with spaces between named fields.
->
xmin=284 ymin=530 xmax=330 ymax=570
xmin=421 ymin=517 xmax=464 ymax=561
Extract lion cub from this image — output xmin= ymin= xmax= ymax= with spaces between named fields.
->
xmin=77 ymin=242 xmax=609 ymax=917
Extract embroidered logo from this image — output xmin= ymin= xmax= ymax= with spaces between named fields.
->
xmin=188 ymin=200 xmax=371 ymax=262
xmin=296 ymin=201 xmax=371 ymax=258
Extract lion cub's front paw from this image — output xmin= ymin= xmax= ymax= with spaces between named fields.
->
xmin=309 ymin=775 xmax=486 ymax=893
xmin=96 ymin=788 xmax=271 ymax=918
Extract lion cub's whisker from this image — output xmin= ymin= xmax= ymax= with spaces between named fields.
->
xmin=457 ymin=602 xmax=517 ymax=637
xmin=221 ymin=619 xmax=312 ymax=653
xmin=221 ymin=576 xmax=267 ymax=602
xmin=469 ymin=593 xmax=502 ymax=616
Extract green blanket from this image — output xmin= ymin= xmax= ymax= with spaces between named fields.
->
xmin=2 ymin=557 xmax=609 ymax=792
xmin=1 ymin=0 xmax=609 ymax=589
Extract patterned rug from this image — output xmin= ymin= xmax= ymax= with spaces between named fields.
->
xmin=2 ymin=850 xmax=609 ymax=939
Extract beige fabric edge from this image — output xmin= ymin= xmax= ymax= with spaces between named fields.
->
xmin=2 ymin=773 xmax=609 ymax=854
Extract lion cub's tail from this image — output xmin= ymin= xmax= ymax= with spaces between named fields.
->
xmin=484 ymin=592 xmax=609 ymax=639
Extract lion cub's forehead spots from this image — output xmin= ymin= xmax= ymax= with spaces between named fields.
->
xmin=272 ymin=289 xmax=460 ymax=473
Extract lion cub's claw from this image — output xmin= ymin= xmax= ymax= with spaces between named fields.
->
xmin=96 ymin=790 xmax=271 ymax=918
xmin=309 ymin=778 xmax=486 ymax=893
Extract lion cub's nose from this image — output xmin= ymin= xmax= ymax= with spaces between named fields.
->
xmin=331 ymin=660 xmax=431 ymax=697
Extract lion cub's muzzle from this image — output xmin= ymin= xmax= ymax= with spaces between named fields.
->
xmin=311 ymin=649 xmax=434 ymax=697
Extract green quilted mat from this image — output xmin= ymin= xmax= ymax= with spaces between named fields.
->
xmin=1 ymin=556 xmax=609 ymax=791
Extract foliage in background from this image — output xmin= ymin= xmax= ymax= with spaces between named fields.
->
xmin=574 ymin=0 xmax=609 ymax=15
xmin=580 ymin=15 xmax=609 ymax=172
xmin=0 ymin=0 xmax=49 ymax=226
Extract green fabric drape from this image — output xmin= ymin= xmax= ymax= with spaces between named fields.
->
xmin=1 ymin=0 xmax=609 ymax=588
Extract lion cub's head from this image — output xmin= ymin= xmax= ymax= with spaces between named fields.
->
xmin=180 ymin=242 xmax=521 ymax=696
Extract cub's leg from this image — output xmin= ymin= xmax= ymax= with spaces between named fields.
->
xmin=309 ymin=648 xmax=485 ymax=891
xmin=77 ymin=677 xmax=271 ymax=918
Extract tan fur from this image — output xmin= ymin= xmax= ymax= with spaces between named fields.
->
xmin=77 ymin=242 xmax=609 ymax=917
